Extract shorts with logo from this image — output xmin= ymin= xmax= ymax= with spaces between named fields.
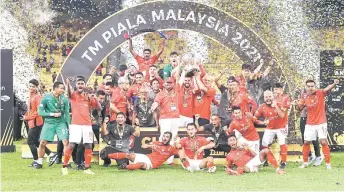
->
xmin=262 ymin=127 xmax=288 ymax=147
xmin=69 ymin=124 xmax=94 ymax=144
xmin=133 ymin=154 xmax=153 ymax=170
xmin=40 ymin=121 xmax=69 ymax=141
xmin=245 ymin=155 xmax=262 ymax=172
xmin=304 ymin=123 xmax=328 ymax=141
xmin=181 ymin=159 xmax=203 ymax=171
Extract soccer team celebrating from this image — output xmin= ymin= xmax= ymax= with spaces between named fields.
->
xmin=23 ymin=33 xmax=340 ymax=175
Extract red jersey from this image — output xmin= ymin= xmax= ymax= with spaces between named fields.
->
xmin=193 ymin=88 xmax=216 ymax=120
xmin=229 ymin=91 xmax=257 ymax=114
xmin=70 ymin=92 xmax=98 ymax=125
xmin=275 ymin=93 xmax=291 ymax=126
xmin=146 ymin=141 xmax=178 ymax=168
xmin=179 ymin=136 xmax=210 ymax=160
xmin=300 ymin=90 xmax=327 ymax=125
xmin=226 ymin=148 xmax=255 ymax=167
xmin=110 ymin=89 xmax=127 ymax=122
xmin=177 ymin=84 xmax=194 ymax=118
xmin=135 ymin=55 xmax=158 ymax=74
xmin=235 ymin=75 xmax=248 ymax=93
xmin=126 ymin=83 xmax=144 ymax=99
xmin=255 ymin=103 xmax=286 ymax=129
xmin=154 ymin=89 xmax=179 ymax=119
xmin=228 ymin=116 xmax=259 ymax=141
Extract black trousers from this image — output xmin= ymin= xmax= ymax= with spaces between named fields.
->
xmin=27 ymin=125 xmax=51 ymax=160
xmin=100 ymin=146 xmax=129 ymax=166
xmin=300 ymin=117 xmax=321 ymax=157
xmin=204 ymin=144 xmax=231 ymax=157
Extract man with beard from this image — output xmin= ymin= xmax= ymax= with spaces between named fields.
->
xmin=175 ymin=62 xmax=194 ymax=127
xmin=109 ymin=77 xmax=129 ymax=124
xmin=144 ymin=65 xmax=164 ymax=89
xmin=225 ymin=134 xmax=285 ymax=175
xmin=128 ymin=36 xmax=165 ymax=76
xmin=150 ymin=77 xmax=180 ymax=165
xmin=197 ymin=114 xmax=231 ymax=157
xmin=133 ymin=87 xmax=156 ymax=127
xmin=127 ymin=72 xmax=145 ymax=100
xmin=24 ymin=79 xmax=57 ymax=168
xmin=63 ymin=76 xmax=101 ymax=175
xmin=227 ymin=106 xmax=260 ymax=154
xmin=295 ymin=79 xmax=340 ymax=170
xmin=36 ymin=82 xmax=70 ymax=169
xmin=106 ymin=132 xmax=177 ymax=170
xmin=175 ymin=123 xmax=217 ymax=173
xmin=127 ymin=64 xmax=138 ymax=85
xmin=254 ymin=90 xmax=288 ymax=169
xmin=226 ymin=77 xmax=257 ymax=116
xmin=193 ymin=73 xmax=216 ymax=126
xmin=100 ymin=112 xmax=140 ymax=168
xmin=162 ymin=52 xmax=179 ymax=80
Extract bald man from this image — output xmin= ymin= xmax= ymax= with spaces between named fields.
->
xmin=254 ymin=90 xmax=289 ymax=169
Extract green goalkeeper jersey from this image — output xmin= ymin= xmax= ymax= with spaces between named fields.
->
xmin=38 ymin=93 xmax=71 ymax=124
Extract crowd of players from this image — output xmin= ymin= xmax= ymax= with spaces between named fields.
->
xmin=23 ymin=33 xmax=340 ymax=175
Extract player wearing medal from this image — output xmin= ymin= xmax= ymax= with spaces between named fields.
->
xmin=295 ymin=79 xmax=340 ymax=170
xmin=36 ymin=82 xmax=70 ymax=169
xmin=61 ymin=76 xmax=101 ymax=175
xmin=105 ymin=132 xmax=178 ymax=170
xmin=150 ymin=77 xmax=180 ymax=165
xmin=100 ymin=112 xmax=140 ymax=168
xmin=225 ymin=134 xmax=285 ymax=175
xmin=227 ymin=106 xmax=260 ymax=154
xmin=175 ymin=123 xmax=217 ymax=173
xmin=197 ymin=114 xmax=231 ymax=157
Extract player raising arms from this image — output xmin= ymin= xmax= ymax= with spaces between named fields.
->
xmin=105 ymin=132 xmax=178 ymax=170
xmin=295 ymin=79 xmax=340 ymax=170
xmin=225 ymin=134 xmax=285 ymax=176
xmin=175 ymin=123 xmax=217 ymax=173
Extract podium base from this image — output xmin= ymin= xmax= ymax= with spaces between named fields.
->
xmin=1 ymin=145 xmax=16 ymax=153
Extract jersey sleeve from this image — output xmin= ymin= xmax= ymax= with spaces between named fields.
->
xmin=179 ymin=138 xmax=187 ymax=148
xmin=154 ymin=92 xmax=163 ymax=105
xmin=254 ymin=106 xmax=263 ymax=118
xmin=205 ymin=88 xmax=216 ymax=97
xmin=151 ymin=55 xmax=158 ymax=63
xmin=38 ymin=96 xmax=51 ymax=117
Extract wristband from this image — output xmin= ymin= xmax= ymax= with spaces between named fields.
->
xmin=50 ymin=113 xmax=54 ymax=117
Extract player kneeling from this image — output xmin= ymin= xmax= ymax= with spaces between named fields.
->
xmin=225 ymin=134 xmax=285 ymax=175
xmin=104 ymin=132 xmax=178 ymax=170
xmin=175 ymin=123 xmax=217 ymax=173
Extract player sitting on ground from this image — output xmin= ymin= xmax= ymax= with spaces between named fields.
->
xmin=175 ymin=123 xmax=217 ymax=173
xmin=225 ymin=134 xmax=285 ymax=175
xmin=105 ymin=131 xmax=178 ymax=170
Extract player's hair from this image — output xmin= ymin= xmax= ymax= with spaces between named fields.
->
xmin=105 ymin=82 xmax=114 ymax=87
xmin=143 ymin=49 xmax=151 ymax=53
xmin=211 ymin=114 xmax=220 ymax=118
xmin=150 ymin=78 xmax=159 ymax=86
xmin=242 ymin=64 xmax=251 ymax=70
xmin=232 ymin=106 xmax=241 ymax=111
xmin=274 ymin=83 xmax=283 ymax=89
xmin=103 ymin=73 xmax=112 ymax=79
xmin=116 ymin=112 xmax=126 ymax=118
xmin=306 ymin=79 xmax=315 ymax=84
xmin=170 ymin=51 xmax=178 ymax=56
xmin=150 ymin=65 xmax=157 ymax=69
xmin=227 ymin=76 xmax=239 ymax=84
xmin=96 ymin=90 xmax=105 ymax=96
xmin=186 ymin=123 xmax=196 ymax=129
xmin=227 ymin=134 xmax=236 ymax=139
xmin=53 ymin=81 xmax=64 ymax=89
xmin=29 ymin=79 xmax=39 ymax=87
xmin=76 ymin=76 xmax=85 ymax=83
xmin=135 ymin=72 xmax=144 ymax=77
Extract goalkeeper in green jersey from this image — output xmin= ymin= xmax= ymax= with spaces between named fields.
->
xmin=33 ymin=82 xmax=70 ymax=169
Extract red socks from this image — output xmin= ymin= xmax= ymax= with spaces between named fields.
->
xmin=108 ymin=153 xmax=128 ymax=159
xmin=84 ymin=149 xmax=93 ymax=168
xmin=280 ymin=144 xmax=288 ymax=163
xmin=267 ymin=150 xmax=279 ymax=169
xmin=126 ymin=163 xmax=143 ymax=170
xmin=322 ymin=144 xmax=331 ymax=164
xmin=302 ymin=144 xmax=311 ymax=163
xmin=63 ymin=148 xmax=73 ymax=166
